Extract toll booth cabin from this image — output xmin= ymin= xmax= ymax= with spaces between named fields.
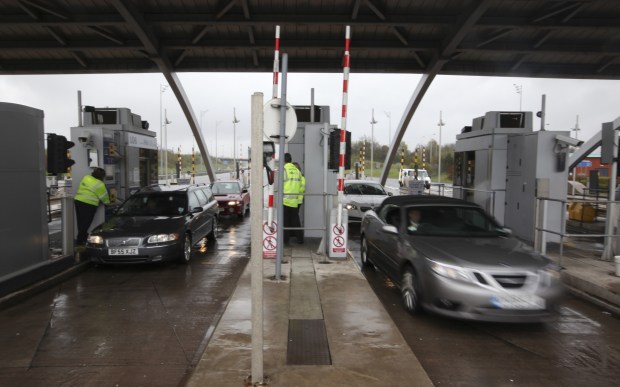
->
xmin=70 ymin=107 xmax=158 ymax=229
xmin=454 ymin=111 xmax=569 ymax=243
xmin=287 ymin=105 xmax=351 ymax=239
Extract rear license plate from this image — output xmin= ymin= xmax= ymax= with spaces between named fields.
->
xmin=109 ymin=248 xmax=139 ymax=256
xmin=493 ymin=294 xmax=545 ymax=310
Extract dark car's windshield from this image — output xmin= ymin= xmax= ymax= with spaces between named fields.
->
xmin=406 ymin=205 xmax=502 ymax=237
xmin=211 ymin=182 xmax=241 ymax=195
xmin=116 ymin=193 xmax=188 ymax=216
xmin=344 ymin=183 xmax=387 ymax=196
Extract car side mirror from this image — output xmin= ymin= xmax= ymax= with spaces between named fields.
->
xmin=382 ymin=225 xmax=399 ymax=235
xmin=191 ymin=207 xmax=203 ymax=214
xmin=242 ymin=189 xmax=248 ymax=193
xmin=388 ymin=192 xmax=393 ymax=196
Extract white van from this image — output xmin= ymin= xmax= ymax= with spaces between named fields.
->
xmin=399 ymin=168 xmax=431 ymax=189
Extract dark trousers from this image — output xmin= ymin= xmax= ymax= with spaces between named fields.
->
xmin=283 ymin=204 xmax=303 ymax=243
xmin=75 ymin=200 xmax=98 ymax=245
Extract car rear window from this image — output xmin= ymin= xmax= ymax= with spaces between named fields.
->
xmin=212 ymin=182 xmax=241 ymax=194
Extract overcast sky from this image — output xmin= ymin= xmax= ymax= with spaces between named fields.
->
xmin=2 ymin=72 xmax=619 ymax=159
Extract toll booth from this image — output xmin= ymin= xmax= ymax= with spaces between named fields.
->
xmin=454 ymin=111 xmax=570 ymax=243
xmin=70 ymin=107 xmax=158 ymax=230
xmin=0 ymin=103 xmax=54 ymax=295
xmin=287 ymin=105 xmax=340 ymax=239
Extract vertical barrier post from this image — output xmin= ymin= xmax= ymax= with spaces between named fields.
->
xmin=250 ymin=92 xmax=264 ymax=385
xmin=337 ymin=25 xmax=351 ymax=226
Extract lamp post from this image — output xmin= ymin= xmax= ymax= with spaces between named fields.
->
xmin=437 ymin=111 xmax=445 ymax=184
xmin=215 ymin=120 xmax=221 ymax=172
xmin=370 ymin=109 xmax=377 ymax=179
xmin=233 ymin=108 xmax=240 ymax=179
xmin=572 ymin=115 xmax=580 ymax=193
xmin=199 ymin=109 xmax=208 ymax=160
xmin=159 ymin=84 xmax=168 ymax=180
xmin=513 ymin=84 xmax=523 ymax=111
xmin=384 ymin=111 xmax=391 ymax=144
xmin=163 ymin=109 xmax=172 ymax=185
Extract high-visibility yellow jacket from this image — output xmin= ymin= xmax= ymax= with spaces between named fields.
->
xmin=297 ymin=174 xmax=306 ymax=205
xmin=283 ymin=163 xmax=302 ymax=208
xmin=75 ymin=175 xmax=110 ymax=206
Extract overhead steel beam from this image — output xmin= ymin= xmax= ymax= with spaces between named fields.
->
xmin=379 ymin=0 xmax=493 ymax=185
xmin=109 ymin=0 xmax=216 ymax=182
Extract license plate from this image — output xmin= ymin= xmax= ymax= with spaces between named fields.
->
xmin=492 ymin=294 xmax=545 ymax=310
xmin=109 ymin=248 xmax=139 ymax=256
xmin=229 ymin=208 xmax=235 ymax=213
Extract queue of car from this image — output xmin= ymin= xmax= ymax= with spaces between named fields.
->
xmin=84 ymin=180 xmax=250 ymax=265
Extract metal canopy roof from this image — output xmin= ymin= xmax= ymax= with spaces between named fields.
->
xmin=1 ymin=0 xmax=619 ymax=79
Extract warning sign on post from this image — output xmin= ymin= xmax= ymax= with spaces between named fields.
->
xmin=329 ymin=208 xmax=348 ymax=259
xmin=262 ymin=220 xmax=277 ymax=259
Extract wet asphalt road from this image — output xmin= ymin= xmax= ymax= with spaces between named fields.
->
xmin=0 ymin=215 xmax=250 ymax=387
xmin=348 ymin=223 xmax=620 ymax=386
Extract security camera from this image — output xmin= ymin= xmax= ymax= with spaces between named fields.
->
xmin=555 ymin=134 xmax=583 ymax=147
xmin=78 ymin=136 xmax=88 ymax=143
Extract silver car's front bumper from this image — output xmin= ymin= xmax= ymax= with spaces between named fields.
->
xmin=419 ymin=269 xmax=564 ymax=323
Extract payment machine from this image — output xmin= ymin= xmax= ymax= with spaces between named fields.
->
xmin=70 ymin=106 xmax=158 ymax=229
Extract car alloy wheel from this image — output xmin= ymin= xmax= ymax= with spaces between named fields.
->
xmin=360 ymin=236 xmax=373 ymax=267
xmin=401 ymin=267 xmax=422 ymax=314
xmin=180 ymin=233 xmax=191 ymax=263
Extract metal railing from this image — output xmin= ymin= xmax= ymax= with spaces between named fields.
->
xmin=535 ymin=196 xmax=620 ymax=264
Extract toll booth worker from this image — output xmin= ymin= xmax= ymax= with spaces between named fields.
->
xmin=283 ymin=153 xmax=303 ymax=244
xmin=294 ymin=162 xmax=306 ymax=243
xmin=74 ymin=167 xmax=110 ymax=246
xmin=293 ymin=162 xmax=306 ymax=207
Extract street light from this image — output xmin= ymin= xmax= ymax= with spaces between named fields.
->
xmin=163 ymin=109 xmax=172 ymax=185
xmin=200 ymin=109 xmax=208 ymax=131
xmin=159 ymin=84 xmax=168 ymax=179
xmin=437 ymin=111 xmax=445 ymax=184
xmin=370 ymin=109 xmax=378 ymax=179
xmin=199 ymin=109 xmax=208 ymax=157
xmin=384 ymin=111 xmax=391 ymax=144
xmin=572 ymin=115 xmax=580 ymax=193
xmin=233 ymin=108 xmax=240 ymax=179
xmin=513 ymin=84 xmax=523 ymax=111
xmin=215 ymin=120 xmax=221 ymax=172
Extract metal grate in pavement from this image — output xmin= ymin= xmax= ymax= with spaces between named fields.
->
xmin=286 ymin=319 xmax=332 ymax=365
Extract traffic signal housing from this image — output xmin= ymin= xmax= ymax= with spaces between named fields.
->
xmin=47 ymin=134 xmax=75 ymax=174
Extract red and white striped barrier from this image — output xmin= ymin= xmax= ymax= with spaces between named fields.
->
xmin=268 ymin=25 xmax=280 ymax=227
xmin=337 ymin=25 xmax=351 ymax=226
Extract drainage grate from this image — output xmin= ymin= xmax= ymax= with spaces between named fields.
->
xmin=286 ymin=319 xmax=332 ymax=365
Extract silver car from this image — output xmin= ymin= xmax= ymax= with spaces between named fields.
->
xmin=360 ymin=195 xmax=564 ymax=323
xmin=343 ymin=180 xmax=392 ymax=221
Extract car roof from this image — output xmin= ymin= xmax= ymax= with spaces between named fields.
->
xmin=379 ymin=195 xmax=479 ymax=208
xmin=212 ymin=180 xmax=241 ymax=184
xmin=137 ymin=184 xmax=209 ymax=193
xmin=344 ymin=179 xmax=383 ymax=185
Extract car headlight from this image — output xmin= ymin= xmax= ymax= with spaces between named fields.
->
xmin=87 ymin=235 xmax=104 ymax=245
xmin=228 ymin=200 xmax=240 ymax=206
xmin=346 ymin=203 xmax=358 ymax=210
xmin=427 ymin=259 xmax=472 ymax=283
xmin=147 ymin=233 xmax=180 ymax=244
